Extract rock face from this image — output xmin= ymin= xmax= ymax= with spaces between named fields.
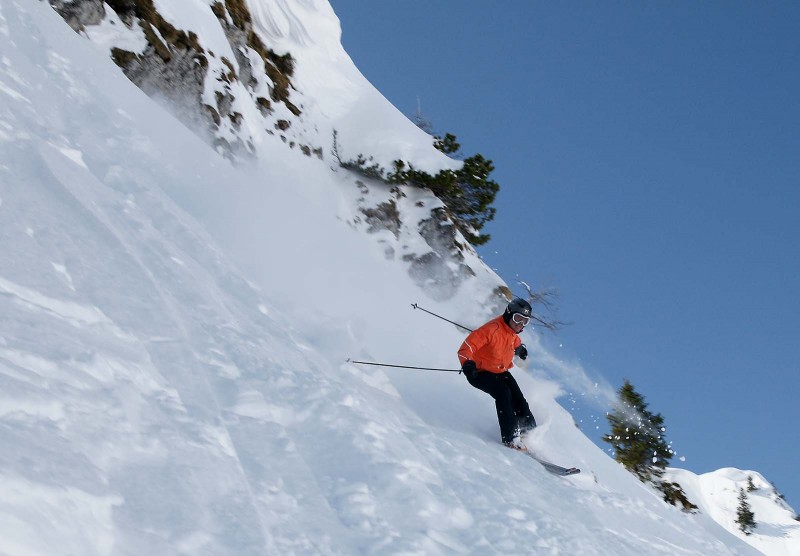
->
xmin=47 ymin=0 xmax=499 ymax=301
xmin=348 ymin=177 xmax=501 ymax=302
xmin=49 ymin=0 xmax=305 ymax=160
xmin=49 ymin=0 xmax=105 ymax=31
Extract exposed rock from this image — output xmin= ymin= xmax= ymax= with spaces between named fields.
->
xmin=404 ymin=250 xmax=474 ymax=302
xmin=361 ymin=200 xmax=401 ymax=238
xmin=256 ymin=97 xmax=272 ymax=117
xmin=405 ymin=207 xmax=476 ymax=299
xmin=49 ymin=0 xmax=105 ymax=32
xmin=117 ymin=36 xmax=212 ymax=141
xmin=418 ymin=207 xmax=467 ymax=262
xmin=48 ymin=0 xmax=475 ymax=301
xmin=48 ymin=0 xmax=309 ymax=160
xmin=209 ymin=0 xmax=301 ymax=116
xmin=354 ymin=181 xmax=478 ymax=298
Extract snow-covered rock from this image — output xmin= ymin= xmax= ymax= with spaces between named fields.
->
xmin=48 ymin=0 xmax=477 ymax=292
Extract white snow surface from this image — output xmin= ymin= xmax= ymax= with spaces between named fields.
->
xmin=94 ymin=0 xmax=459 ymax=172
xmin=0 ymin=1 xmax=795 ymax=554
xmin=665 ymin=467 xmax=800 ymax=555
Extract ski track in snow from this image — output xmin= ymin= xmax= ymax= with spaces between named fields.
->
xmin=0 ymin=275 xmax=113 ymax=328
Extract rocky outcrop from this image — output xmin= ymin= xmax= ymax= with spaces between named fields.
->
xmin=209 ymin=0 xmax=300 ymax=117
xmin=352 ymin=180 xmax=479 ymax=300
xmin=49 ymin=0 xmax=105 ymax=31
xmin=49 ymin=0 xmax=307 ymax=160
xmin=407 ymin=207 xmax=475 ymax=300
xmin=48 ymin=0 xmax=488 ymax=300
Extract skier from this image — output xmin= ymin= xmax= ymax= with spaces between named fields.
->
xmin=458 ymin=298 xmax=537 ymax=450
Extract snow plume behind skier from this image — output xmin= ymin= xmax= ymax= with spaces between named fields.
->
xmin=458 ymin=298 xmax=537 ymax=450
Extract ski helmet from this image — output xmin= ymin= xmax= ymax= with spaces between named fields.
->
xmin=504 ymin=298 xmax=532 ymax=321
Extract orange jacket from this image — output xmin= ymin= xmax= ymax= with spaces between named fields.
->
xmin=458 ymin=315 xmax=521 ymax=373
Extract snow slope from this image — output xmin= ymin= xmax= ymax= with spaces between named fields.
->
xmin=666 ymin=468 xmax=800 ymax=555
xmin=0 ymin=1 xmax=795 ymax=554
xmin=67 ymin=0 xmax=458 ymax=171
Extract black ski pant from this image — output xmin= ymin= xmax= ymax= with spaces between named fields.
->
xmin=465 ymin=370 xmax=536 ymax=443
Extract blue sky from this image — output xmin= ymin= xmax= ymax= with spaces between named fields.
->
xmin=328 ymin=1 xmax=800 ymax=507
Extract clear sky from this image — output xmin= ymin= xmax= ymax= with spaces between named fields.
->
xmin=328 ymin=1 xmax=800 ymax=507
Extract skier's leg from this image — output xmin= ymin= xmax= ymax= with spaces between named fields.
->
xmin=502 ymin=372 xmax=537 ymax=433
xmin=467 ymin=371 xmax=518 ymax=443
xmin=493 ymin=386 xmax=518 ymax=443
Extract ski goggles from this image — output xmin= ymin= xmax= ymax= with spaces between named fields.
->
xmin=511 ymin=313 xmax=531 ymax=326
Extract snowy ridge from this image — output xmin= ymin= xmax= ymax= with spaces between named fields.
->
xmin=240 ymin=0 xmax=462 ymax=171
xmin=53 ymin=0 xmax=458 ymax=173
xmin=0 ymin=1 xmax=795 ymax=554
xmin=52 ymin=0 xmax=471 ymax=290
xmin=666 ymin=467 xmax=800 ymax=554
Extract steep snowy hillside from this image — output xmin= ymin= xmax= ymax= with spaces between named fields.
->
xmin=1 ymin=1 xmax=795 ymax=555
xmin=665 ymin=468 xmax=800 ymax=555
xmin=48 ymin=0 xmax=478 ymax=298
xmin=47 ymin=0 xmax=455 ymax=172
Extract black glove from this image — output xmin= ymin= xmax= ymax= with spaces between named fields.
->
xmin=461 ymin=360 xmax=477 ymax=378
xmin=514 ymin=344 xmax=528 ymax=360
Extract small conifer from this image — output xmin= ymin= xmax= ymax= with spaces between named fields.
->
xmin=603 ymin=380 xmax=696 ymax=512
xmin=735 ymin=488 xmax=757 ymax=535
xmin=603 ymin=380 xmax=672 ymax=482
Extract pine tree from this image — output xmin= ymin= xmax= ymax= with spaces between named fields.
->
xmin=658 ymin=480 xmax=699 ymax=513
xmin=735 ymin=488 xmax=757 ymax=535
xmin=771 ymin=481 xmax=786 ymax=501
xmin=336 ymin=127 xmax=499 ymax=246
xmin=433 ymin=132 xmax=460 ymax=156
xmin=441 ymin=153 xmax=498 ymax=246
xmin=746 ymin=475 xmax=757 ymax=492
xmin=385 ymin=135 xmax=499 ymax=246
xmin=603 ymin=380 xmax=697 ymax=512
xmin=603 ymin=380 xmax=672 ymax=482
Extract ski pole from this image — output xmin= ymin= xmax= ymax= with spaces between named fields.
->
xmin=346 ymin=358 xmax=462 ymax=373
xmin=410 ymin=303 xmax=473 ymax=332
xmin=412 ymin=302 xmax=552 ymax=330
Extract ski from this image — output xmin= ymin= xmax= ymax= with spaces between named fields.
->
xmin=505 ymin=443 xmax=581 ymax=476
xmin=528 ymin=455 xmax=580 ymax=476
